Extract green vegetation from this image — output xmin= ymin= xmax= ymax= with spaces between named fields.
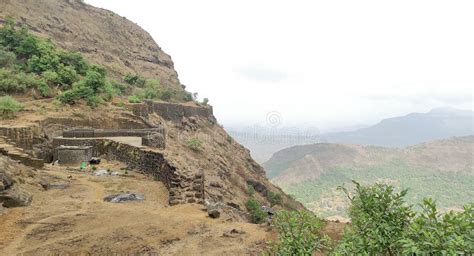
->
xmin=186 ymin=138 xmax=203 ymax=152
xmin=285 ymin=161 xmax=474 ymax=217
xmin=267 ymin=210 xmax=330 ymax=255
xmin=247 ymin=184 xmax=256 ymax=196
xmin=202 ymin=97 xmax=209 ymax=105
xmin=245 ymin=197 xmax=267 ymax=224
xmin=0 ymin=95 xmax=23 ymax=119
xmin=127 ymin=95 xmax=141 ymax=103
xmin=332 ymin=182 xmax=473 ymax=255
xmin=267 ymin=191 xmax=283 ymax=207
xmin=0 ymin=19 xmax=188 ymax=108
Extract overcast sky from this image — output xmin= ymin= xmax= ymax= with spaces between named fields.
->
xmin=87 ymin=0 xmax=473 ymax=132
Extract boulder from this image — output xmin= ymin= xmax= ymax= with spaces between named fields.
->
xmin=0 ymin=172 xmax=13 ymax=191
xmin=0 ymin=186 xmax=32 ymax=207
xmin=207 ymin=208 xmax=221 ymax=219
xmin=142 ymin=132 xmax=165 ymax=149
xmin=104 ymin=193 xmax=144 ymax=203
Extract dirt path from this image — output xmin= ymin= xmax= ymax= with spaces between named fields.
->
xmin=0 ymin=164 xmax=268 ymax=255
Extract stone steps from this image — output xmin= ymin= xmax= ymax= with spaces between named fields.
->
xmin=0 ymin=136 xmax=44 ymax=169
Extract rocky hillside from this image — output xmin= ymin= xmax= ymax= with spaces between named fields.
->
xmin=265 ymin=136 xmax=474 ymax=218
xmin=0 ymin=0 xmax=181 ymax=89
xmin=0 ymin=0 xmax=306 ymax=254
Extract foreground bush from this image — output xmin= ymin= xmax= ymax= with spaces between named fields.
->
xmin=400 ymin=199 xmax=473 ymax=255
xmin=245 ymin=197 xmax=267 ymax=224
xmin=332 ymin=181 xmax=473 ymax=255
xmin=0 ymin=96 xmax=23 ymax=119
xmin=267 ymin=210 xmax=330 ymax=255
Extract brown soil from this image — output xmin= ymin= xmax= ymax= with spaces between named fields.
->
xmin=0 ymin=162 xmax=269 ymax=255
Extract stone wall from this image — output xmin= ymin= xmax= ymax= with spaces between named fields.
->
xmin=145 ymin=101 xmax=216 ymax=123
xmin=51 ymin=137 xmax=204 ymax=205
xmin=63 ymin=128 xmax=165 ymax=138
xmin=0 ymin=125 xmax=41 ymax=149
xmin=54 ymin=146 xmax=93 ymax=165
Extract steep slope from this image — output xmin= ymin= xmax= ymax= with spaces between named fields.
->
xmin=0 ymin=0 xmax=181 ymax=89
xmin=266 ymin=136 xmax=474 ymax=218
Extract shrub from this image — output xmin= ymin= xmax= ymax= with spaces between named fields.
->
xmin=245 ymin=197 xmax=267 ymax=224
xmin=128 ymin=95 xmax=141 ymax=103
xmin=247 ymin=185 xmax=256 ymax=196
xmin=183 ymin=92 xmax=194 ymax=102
xmin=57 ymin=64 xmax=79 ymax=86
xmin=333 ymin=181 xmax=413 ymax=255
xmin=111 ymin=81 xmax=128 ymax=95
xmin=267 ymin=191 xmax=283 ymax=207
xmin=124 ymin=73 xmax=145 ymax=86
xmin=186 ymin=138 xmax=203 ymax=152
xmin=159 ymin=88 xmax=174 ymax=101
xmin=0 ymin=96 xmax=23 ymax=119
xmin=26 ymin=40 xmax=60 ymax=73
xmin=267 ymin=210 xmax=330 ymax=255
xmin=59 ymin=51 xmax=88 ymax=75
xmin=0 ymin=47 xmax=16 ymax=68
xmin=202 ymin=97 xmax=209 ymax=105
xmin=399 ymin=199 xmax=473 ymax=255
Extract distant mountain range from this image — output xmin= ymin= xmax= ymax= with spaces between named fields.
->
xmin=229 ymin=108 xmax=474 ymax=163
xmin=319 ymin=107 xmax=473 ymax=147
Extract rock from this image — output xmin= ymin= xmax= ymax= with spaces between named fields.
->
xmin=40 ymin=182 xmax=69 ymax=190
xmin=0 ymin=186 xmax=32 ymax=207
xmin=0 ymin=172 xmax=14 ymax=191
xmin=94 ymin=169 xmax=108 ymax=176
xmin=104 ymin=193 xmax=144 ymax=203
xmin=142 ymin=133 xmax=165 ymax=149
xmin=223 ymin=228 xmax=245 ymax=238
xmin=207 ymin=208 xmax=220 ymax=219
xmin=89 ymin=157 xmax=101 ymax=165
xmin=262 ymin=205 xmax=275 ymax=216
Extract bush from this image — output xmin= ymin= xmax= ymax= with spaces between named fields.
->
xmin=245 ymin=197 xmax=267 ymax=224
xmin=202 ymin=97 xmax=209 ymax=105
xmin=59 ymin=51 xmax=88 ymax=75
xmin=267 ymin=191 xmax=283 ymax=207
xmin=0 ymin=47 xmax=16 ymax=68
xmin=124 ymin=73 xmax=145 ymax=86
xmin=399 ymin=199 xmax=473 ymax=254
xmin=128 ymin=95 xmax=141 ymax=103
xmin=267 ymin=210 xmax=330 ymax=255
xmin=57 ymin=64 xmax=79 ymax=86
xmin=333 ymin=181 xmax=412 ymax=255
xmin=186 ymin=138 xmax=203 ymax=152
xmin=183 ymin=92 xmax=194 ymax=102
xmin=247 ymin=185 xmax=256 ymax=196
xmin=0 ymin=96 xmax=23 ymax=119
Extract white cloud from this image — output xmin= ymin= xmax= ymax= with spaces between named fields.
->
xmin=86 ymin=0 xmax=474 ymax=131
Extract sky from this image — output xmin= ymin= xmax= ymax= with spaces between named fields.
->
xmin=87 ymin=0 xmax=473 ymax=132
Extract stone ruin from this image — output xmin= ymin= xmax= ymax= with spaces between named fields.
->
xmin=54 ymin=145 xmax=93 ymax=165
xmin=0 ymin=101 xmax=216 ymax=206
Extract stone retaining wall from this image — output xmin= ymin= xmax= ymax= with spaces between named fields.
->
xmin=123 ymin=101 xmax=215 ymax=122
xmin=142 ymin=101 xmax=216 ymax=123
xmin=0 ymin=125 xmax=40 ymax=149
xmin=52 ymin=137 xmax=204 ymax=205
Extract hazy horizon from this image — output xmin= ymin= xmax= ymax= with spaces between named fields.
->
xmin=87 ymin=0 xmax=474 ymax=132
